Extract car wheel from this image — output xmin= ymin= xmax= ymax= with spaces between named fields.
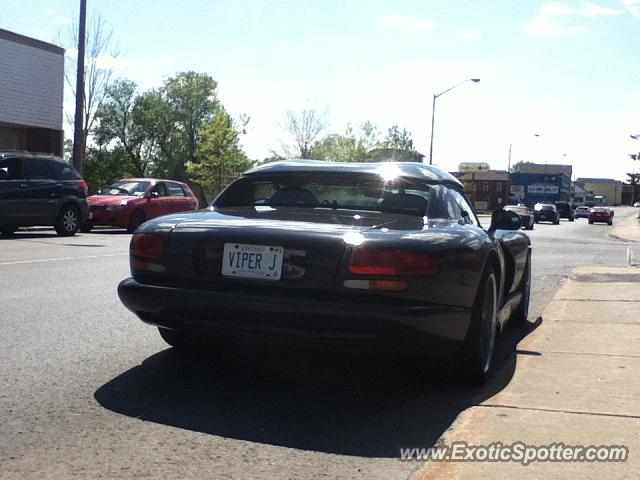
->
xmin=55 ymin=205 xmax=79 ymax=236
xmin=569 ymin=217 xmax=574 ymax=222
xmin=457 ymin=266 xmax=498 ymax=385
xmin=127 ymin=210 xmax=146 ymax=234
xmin=511 ymin=251 xmax=531 ymax=325
xmin=80 ymin=222 xmax=93 ymax=233
xmin=588 ymin=220 xmax=593 ymax=224
xmin=527 ymin=222 xmax=534 ymax=230
xmin=608 ymin=221 xmax=613 ymax=226
xmin=158 ymin=328 xmax=189 ymax=348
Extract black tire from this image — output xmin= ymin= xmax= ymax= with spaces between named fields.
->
xmin=158 ymin=328 xmax=189 ymax=348
xmin=526 ymin=222 xmax=534 ymax=230
xmin=457 ymin=266 xmax=498 ymax=385
xmin=54 ymin=205 xmax=79 ymax=236
xmin=511 ymin=251 xmax=531 ymax=325
xmin=127 ymin=210 xmax=146 ymax=234
xmin=569 ymin=217 xmax=574 ymax=222
xmin=608 ymin=221 xmax=613 ymax=226
xmin=1 ymin=226 xmax=17 ymax=236
xmin=80 ymin=222 xmax=93 ymax=233
xmin=588 ymin=220 xmax=593 ymax=224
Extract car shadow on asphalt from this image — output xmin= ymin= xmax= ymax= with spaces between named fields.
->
xmin=95 ymin=317 xmax=542 ymax=458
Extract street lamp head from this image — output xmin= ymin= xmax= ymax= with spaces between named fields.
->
xmin=471 ymin=78 xmax=481 ymax=83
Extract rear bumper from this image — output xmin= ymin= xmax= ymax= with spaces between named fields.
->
xmin=117 ymin=277 xmax=472 ymax=356
xmin=588 ymin=216 xmax=612 ymax=223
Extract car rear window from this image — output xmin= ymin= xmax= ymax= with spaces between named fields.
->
xmin=215 ymin=173 xmax=434 ymax=216
xmin=167 ymin=182 xmax=186 ymax=196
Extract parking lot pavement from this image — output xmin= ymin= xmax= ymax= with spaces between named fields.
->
xmin=0 ymin=211 xmax=638 ymax=479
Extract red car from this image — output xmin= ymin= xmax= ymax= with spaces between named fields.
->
xmin=83 ymin=179 xmax=199 ymax=233
xmin=588 ymin=206 xmax=614 ymax=225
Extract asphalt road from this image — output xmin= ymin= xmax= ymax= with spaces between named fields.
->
xmin=1 ymin=208 xmax=635 ymax=479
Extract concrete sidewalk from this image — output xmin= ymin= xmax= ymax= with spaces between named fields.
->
xmin=411 ymin=264 xmax=640 ymax=478
xmin=610 ymin=209 xmax=640 ymax=243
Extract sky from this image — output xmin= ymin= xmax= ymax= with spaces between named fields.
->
xmin=2 ymin=0 xmax=640 ymax=181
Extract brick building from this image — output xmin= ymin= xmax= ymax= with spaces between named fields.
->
xmin=453 ymin=171 xmax=509 ymax=211
xmin=0 ymin=28 xmax=64 ymax=155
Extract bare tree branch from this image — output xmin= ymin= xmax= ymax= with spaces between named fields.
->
xmin=282 ymin=107 xmax=328 ymax=158
xmin=58 ymin=13 xmax=120 ymax=160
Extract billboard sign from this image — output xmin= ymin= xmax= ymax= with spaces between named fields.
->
xmin=458 ymin=162 xmax=490 ymax=173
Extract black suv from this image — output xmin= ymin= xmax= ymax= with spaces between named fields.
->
xmin=0 ymin=151 xmax=89 ymax=236
xmin=554 ymin=201 xmax=575 ymax=222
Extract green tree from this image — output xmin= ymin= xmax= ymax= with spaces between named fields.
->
xmin=309 ymin=122 xmax=380 ymax=162
xmin=383 ymin=125 xmax=415 ymax=152
xmin=189 ymin=106 xmax=251 ymax=197
xmin=93 ymin=79 xmax=157 ymax=176
xmin=164 ymin=71 xmax=219 ymax=167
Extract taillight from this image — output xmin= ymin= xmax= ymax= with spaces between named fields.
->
xmin=348 ymin=247 xmax=439 ymax=276
xmin=130 ymin=233 xmax=165 ymax=258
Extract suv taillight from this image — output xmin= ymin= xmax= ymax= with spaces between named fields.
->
xmin=349 ymin=247 xmax=439 ymax=276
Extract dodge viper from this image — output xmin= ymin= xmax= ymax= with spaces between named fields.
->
xmin=118 ymin=160 xmax=531 ymax=383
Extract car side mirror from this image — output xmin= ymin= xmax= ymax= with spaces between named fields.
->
xmin=489 ymin=209 xmax=521 ymax=232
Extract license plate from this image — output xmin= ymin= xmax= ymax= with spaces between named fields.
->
xmin=222 ymin=243 xmax=284 ymax=280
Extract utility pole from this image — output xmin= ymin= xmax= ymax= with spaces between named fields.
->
xmin=72 ymin=0 xmax=87 ymax=173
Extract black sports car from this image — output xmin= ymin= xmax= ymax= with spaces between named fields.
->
xmin=118 ymin=161 xmax=532 ymax=383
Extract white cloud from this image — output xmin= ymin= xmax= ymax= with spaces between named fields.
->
xmin=581 ymin=3 xmax=623 ymax=16
xmin=620 ymin=0 xmax=640 ymax=16
xmin=540 ymin=1 xmax=575 ymax=16
xmin=525 ymin=16 xmax=584 ymax=35
xmin=44 ymin=8 xmax=71 ymax=25
xmin=375 ymin=14 xmax=437 ymax=32
xmin=462 ymin=31 xmax=482 ymax=39
xmin=525 ymin=2 xmax=584 ymax=35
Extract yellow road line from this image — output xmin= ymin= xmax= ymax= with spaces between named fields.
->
xmin=0 ymin=253 xmax=128 ymax=267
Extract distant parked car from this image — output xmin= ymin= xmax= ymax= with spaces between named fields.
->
xmin=84 ymin=179 xmax=199 ymax=233
xmin=588 ymin=207 xmax=614 ymax=225
xmin=0 ymin=151 xmax=89 ymax=236
xmin=554 ymin=201 xmax=574 ymax=222
xmin=634 ymin=201 xmax=640 ymax=208
xmin=574 ymin=206 xmax=590 ymax=219
xmin=504 ymin=205 xmax=534 ymax=230
xmin=533 ymin=203 xmax=560 ymax=224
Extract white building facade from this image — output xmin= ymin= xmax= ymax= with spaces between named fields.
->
xmin=0 ymin=28 xmax=64 ymax=155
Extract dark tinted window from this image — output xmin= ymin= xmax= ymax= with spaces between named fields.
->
xmin=48 ymin=159 xmax=82 ymax=180
xmin=167 ymin=182 xmax=185 ymax=196
xmin=216 ymin=173 xmax=432 ymax=216
xmin=0 ymin=157 xmax=24 ymax=180
xmin=151 ymin=182 xmax=168 ymax=196
xmin=26 ymin=158 xmax=56 ymax=180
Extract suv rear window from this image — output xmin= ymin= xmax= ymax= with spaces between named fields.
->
xmin=48 ymin=159 xmax=83 ymax=180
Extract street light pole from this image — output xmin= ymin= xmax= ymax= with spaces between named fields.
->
xmin=428 ymin=78 xmax=480 ymax=165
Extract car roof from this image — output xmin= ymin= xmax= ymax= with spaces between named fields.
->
xmin=245 ymin=159 xmax=463 ymax=188
xmin=0 ymin=150 xmax=64 ymax=162
xmin=117 ymin=178 xmax=187 ymax=185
